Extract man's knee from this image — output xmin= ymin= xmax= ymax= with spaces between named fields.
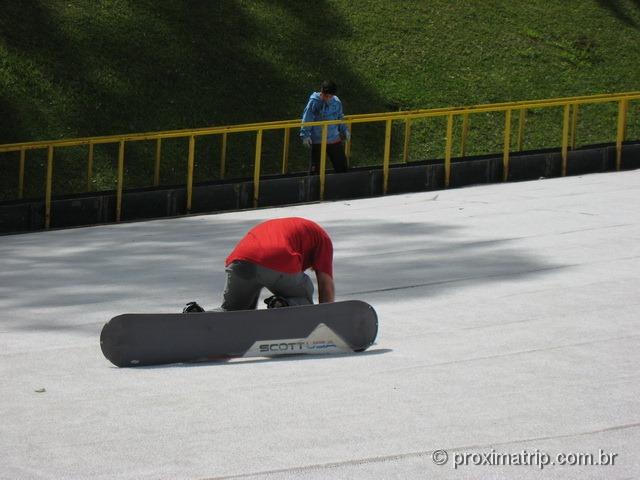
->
xmin=221 ymin=299 xmax=258 ymax=311
xmin=284 ymin=274 xmax=314 ymax=305
xmin=221 ymin=293 xmax=259 ymax=311
xmin=267 ymin=271 xmax=314 ymax=303
xmin=222 ymin=261 xmax=261 ymax=310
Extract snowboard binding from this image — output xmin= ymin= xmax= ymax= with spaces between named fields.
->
xmin=264 ymin=295 xmax=289 ymax=309
xmin=183 ymin=301 xmax=205 ymax=313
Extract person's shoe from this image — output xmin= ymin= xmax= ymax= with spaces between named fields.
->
xmin=183 ymin=301 xmax=205 ymax=313
xmin=264 ymin=295 xmax=289 ymax=309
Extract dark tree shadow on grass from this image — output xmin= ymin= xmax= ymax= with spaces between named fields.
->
xmin=0 ymin=1 xmax=390 ymax=192
xmin=596 ymin=0 xmax=640 ymax=29
xmin=0 ymin=1 xmax=386 ymax=139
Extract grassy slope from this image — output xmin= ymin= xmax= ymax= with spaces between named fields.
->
xmin=0 ymin=0 xmax=639 ymax=199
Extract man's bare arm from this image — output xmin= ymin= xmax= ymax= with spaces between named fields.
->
xmin=316 ymin=271 xmax=335 ymax=303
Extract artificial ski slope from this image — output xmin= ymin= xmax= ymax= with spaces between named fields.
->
xmin=1 ymin=170 xmax=639 ymax=479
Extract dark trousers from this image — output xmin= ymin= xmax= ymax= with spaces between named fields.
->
xmin=221 ymin=261 xmax=314 ymax=311
xmin=310 ymin=142 xmax=348 ymax=174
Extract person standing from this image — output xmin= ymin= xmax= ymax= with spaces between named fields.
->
xmin=300 ymin=80 xmax=350 ymax=174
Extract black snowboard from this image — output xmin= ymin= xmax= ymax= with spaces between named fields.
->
xmin=100 ymin=300 xmax=378 ymax=367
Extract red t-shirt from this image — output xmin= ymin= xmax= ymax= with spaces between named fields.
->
xmin=226 ymin=217 xmax=334 ymax=277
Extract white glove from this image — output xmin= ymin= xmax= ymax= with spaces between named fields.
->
xmin=302 ymin=137 xmax=312 ymax=149
xmin=341 ymin=129 xmax=351 ymax=142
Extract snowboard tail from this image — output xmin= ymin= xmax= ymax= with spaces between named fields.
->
xmin=100 ymin=300 xmax=378 ymax=367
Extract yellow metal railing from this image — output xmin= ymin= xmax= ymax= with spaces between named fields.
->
xmin=1 ymin=92 xmax=638 ymax=228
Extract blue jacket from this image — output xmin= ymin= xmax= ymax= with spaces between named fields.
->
xmin=300 ymin=92 xmax=349 ymax=144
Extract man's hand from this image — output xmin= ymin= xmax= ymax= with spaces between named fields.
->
xmin=316 ymin=271 xmax=335 ymax=303
xmin=302 ymin=137 xmax=312 ymax=149
xmin=340 ymin=129 xmax=351 ymax=142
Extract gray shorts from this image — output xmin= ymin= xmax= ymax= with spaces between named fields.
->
xmin=221 ymin=261 xmax=314 ymax=311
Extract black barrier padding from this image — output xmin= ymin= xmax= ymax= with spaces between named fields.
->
xmin=1 ymin=142 xmax=638 ymax=234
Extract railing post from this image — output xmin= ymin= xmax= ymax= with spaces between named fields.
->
xmin=253 ymin=129 xmax=263 ymax=207
xmin=561 ymin=104 xmax=571 ymax=176
xmin=87 ymin=142 xmax=94 ymax=192
xmin=220 ymin=132 xmax=228 ymax=179
xmin=444 ymin=113 xmax=454 ymax=188
xmin=517 ymin=108 xmax=526 ymax=151
xmin=616 ymin=99 xmax=628 ymax=171
xmin=403 ymin=117 xmax=412 ymax=163
xmin=45 ymin=146 xmax=53 ymax=229
xmin=281 ymin=127 xmax=290 ymax=174
xmin=186 ymin=135 xmax=195 ymax=213
xmin=319 ymin=124 xmax=328 ymax=200
xmin=460 ymin=113 xmax=469 ymax=157
xmin=116 ymin=140 xmax=125 ymax=222
xmin=345 ymin=121 xmax=352 ymax=164
xmin=503 ymin=109 xmax=512 ymax=182
xmin=571 ymin=104 xmax=579 ymax=150
xmin=154 ymin=138 xmax=162 ymax=186
xmin=383 ymin=119 xmax=392 ymax=194
xmin=18 ymin=148 xmax=25 ymax=199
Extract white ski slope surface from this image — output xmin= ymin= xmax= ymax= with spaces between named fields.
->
xmin=1 ymin=170 xmax=639 ymax=480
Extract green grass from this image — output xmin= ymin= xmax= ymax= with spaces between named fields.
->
xmin=1 ymin=0 xmax=640 ymax=201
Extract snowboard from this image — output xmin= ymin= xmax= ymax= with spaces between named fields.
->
xmin=100 ymin=300 xmax=378 ymax=367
